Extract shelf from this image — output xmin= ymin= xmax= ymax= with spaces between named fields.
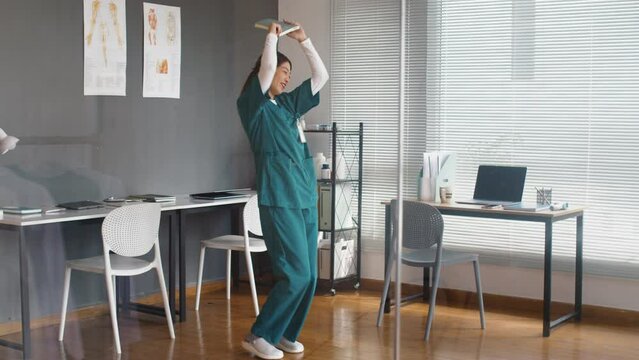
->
xmin=332 ymin=274 xmax=358 ymax=283
xmin=304 ymin=129 xmax=361 ymax=135
xmin=317 ymin=178 xmax=359 ymax=184
xmin=320 ymin=225 xmax=358 ymax=232
xmin=312 ymin=122 xmax=362 ymax=292
xmin=317 ymin=273 xmax=358 ymax=284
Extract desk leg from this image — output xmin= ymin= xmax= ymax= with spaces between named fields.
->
xmin=384 ymin=204 xmax=392 ymax=314
xmin=423 ymin=268 xmax=430 ymax=302
xmin=543 ymin=220 xmax=553 ymax=337
xmin=179 ymin=211 xmax=187 ymax=322
xmin=19 ymin=228 xmax=31 ymax=359
xmin=118 ymin=277 xmax=131 ymax=317
xmin=575 ymin=215 xmax=583 ymax=321
xmin=168 ymin=213 xmax=177 ymax=322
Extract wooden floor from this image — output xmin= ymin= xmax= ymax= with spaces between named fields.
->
xmin=1 ymin=286 xmax=638 ymax=360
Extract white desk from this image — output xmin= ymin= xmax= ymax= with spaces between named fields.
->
xmin=0 ymin=192 xmax=253 ymax=359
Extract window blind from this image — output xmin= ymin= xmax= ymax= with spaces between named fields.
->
xmin=331 ymin=0 xmax=401 ymax=249
xmin=426 ymin=0 xmax=639 ymax=277
xmin=332 ymin=0 xmax=639 ymax=278
xmin=331 ymin=0 xmax=431 ymax=249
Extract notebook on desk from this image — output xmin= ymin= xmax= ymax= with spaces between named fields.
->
xmin=127 ymin=194 xmax=176 ymax=203
xmin=1 ymin=206 xmax=43 ymax=215
xmin=456 ymin=165 xmax=527 ymax=206
xmin=503 ymin=203 xmax=550 ymax=212
xmin=57 ymin=200 xmax=104 ymax=210
xmin=189 ymin=191 xmax=247 ymax=200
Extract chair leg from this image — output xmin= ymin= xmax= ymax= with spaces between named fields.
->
xmin=195 ymin=245 xmax=206 ymax=311
xmin=473 ymin=260 xmax=486 ymax=329
xmin=376 ymin=256 xmax=394 ymax=327
xmin=156 ymin=265 xmax=176 ymax=339
xmin=245 ymin=250 xmax=260 ymax=317
xmin=58 ymin=267 xmax=72 ymax=341
xmin=226 ymin=250 xmax=232 ymax=300
xmin=425 ymin=264 xmax=441 ymax=342
xmin=105 ymin=273 xmax=122 ymax=354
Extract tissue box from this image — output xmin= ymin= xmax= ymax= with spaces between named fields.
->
xmin=318 ymin=239 xmax=355 ymax=280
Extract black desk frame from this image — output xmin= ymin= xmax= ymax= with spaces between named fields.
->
xmin=383 ymin=203 xmax=584 ymax=337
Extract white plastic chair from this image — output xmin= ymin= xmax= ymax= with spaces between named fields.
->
xmin=58 ymin=203 xmax=175 ymax=354
xmin=195 ymin=195 xmax=266 ymax=316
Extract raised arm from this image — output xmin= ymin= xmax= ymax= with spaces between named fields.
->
xmin=299 ymin=38 xmax=329 ymax=95
xmin=285 ymin=20 xmax=329 ymax=95
xmin=257 ymin=23 xmax=281 ymax=94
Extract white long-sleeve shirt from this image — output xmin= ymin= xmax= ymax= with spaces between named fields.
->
xmin=258 ymin=33 xmax=329 ymax=96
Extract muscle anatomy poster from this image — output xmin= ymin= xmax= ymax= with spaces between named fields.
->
xmin=83 ymin=0 xmax=127 ymax=96
xmin=143 ymin=3 xmax=181 ymax=99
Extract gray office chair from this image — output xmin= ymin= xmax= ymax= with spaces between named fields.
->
xmin=376 ymin=200 xmax=486 ymax=341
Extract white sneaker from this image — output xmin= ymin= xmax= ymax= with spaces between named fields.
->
xmin=276 ymin=337 xmax=304 ymax=354
xmin=241 ymin=334 xmax=284 ymax=360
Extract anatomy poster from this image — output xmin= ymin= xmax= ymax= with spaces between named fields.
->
xmin=143 ymin=3 xmax=181 ymax=99
xmin=83 ymin=0 xmax=127 ymax=96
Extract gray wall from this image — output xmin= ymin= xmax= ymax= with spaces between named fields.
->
xmin=0 ymin=0 xmax=277 ymax=322
xmin=278 ymin=0 xmax=333 ymax=160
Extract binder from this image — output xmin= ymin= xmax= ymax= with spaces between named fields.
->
xmin=418 ymin=152 xmax=456 ymax=203
xmin=318 ymin=183 xmax=354 ymax=231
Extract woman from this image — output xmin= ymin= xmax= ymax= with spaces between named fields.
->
xmin=237 ymin=20 xmax=329 ymax=360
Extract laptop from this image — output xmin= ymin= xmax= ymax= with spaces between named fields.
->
xmin=456 ymin=165 xmax=527 ymax=206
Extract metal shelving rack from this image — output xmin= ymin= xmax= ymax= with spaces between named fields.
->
xmin=306 ymin=122 xmax=363 ymax=295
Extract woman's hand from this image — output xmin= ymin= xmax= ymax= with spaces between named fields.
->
xmin=268 ymin=22 xmax=282 ymax=36
xmin=284 ymin=20 xmax=307 ymax=42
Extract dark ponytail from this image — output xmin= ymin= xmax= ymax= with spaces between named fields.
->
xmin=241 ymin=52 xmax=292 ymax=95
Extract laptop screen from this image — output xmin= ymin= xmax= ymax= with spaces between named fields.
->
xmin=473 ymin=165 xmax=527 ymax=202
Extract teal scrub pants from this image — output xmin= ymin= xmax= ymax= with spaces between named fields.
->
xmin=252 ymin=205 xmax=318 ymax=345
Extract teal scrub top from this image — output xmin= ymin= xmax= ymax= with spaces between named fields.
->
xmin=237 ymin=75 xmax=320 ymax=209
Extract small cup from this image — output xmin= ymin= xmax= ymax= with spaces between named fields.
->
xmin=439 ymin=187 xmax=452 ymax=204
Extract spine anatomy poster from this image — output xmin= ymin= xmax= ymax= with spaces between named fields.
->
xmin=143 ymin=3 xmax=181 ymax=99
xmin=83 ymin=0 xmax=127 ymax=96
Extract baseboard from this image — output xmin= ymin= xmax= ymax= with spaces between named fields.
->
xmin=0 ymin=303 xmax=110 ymax=338
xmin=359 ymin=278 xmax=639 ymax=327
xmin=0 ymin=280 xmax=226 ymax=337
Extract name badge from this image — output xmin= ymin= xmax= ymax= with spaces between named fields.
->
xmin=297 ymin=119 xmax=307 ymax=143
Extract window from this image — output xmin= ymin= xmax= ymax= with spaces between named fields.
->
xmin=332 ymin=0 xmax=639 ymax=277
xmin=331 ymin=0 xmax=401 ymax=250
